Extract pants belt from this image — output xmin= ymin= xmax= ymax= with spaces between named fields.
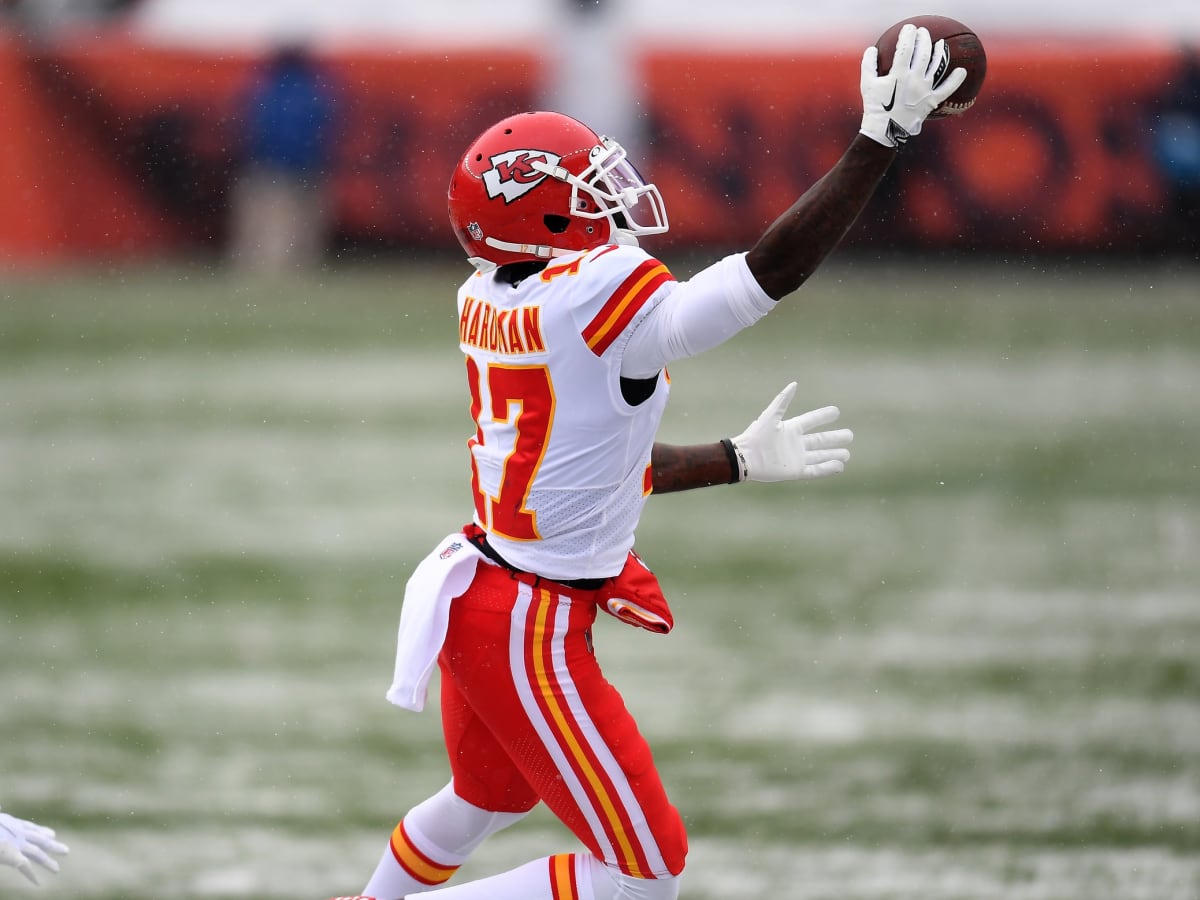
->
xmin=467 ymin=531 xmax=607 ymax=592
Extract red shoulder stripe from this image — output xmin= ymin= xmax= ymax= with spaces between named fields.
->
xmin=581 ymin=259 xmax=674 ymax=357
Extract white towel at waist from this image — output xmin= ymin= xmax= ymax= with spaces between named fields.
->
xmin=385 ymin=532 xmax=483 ymax=712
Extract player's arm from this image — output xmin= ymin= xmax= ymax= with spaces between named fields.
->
xmin=651 ymin=383 xmax=853 ymax=494
xmin=744 ymin=134 xmax=893 ymax=300
xmin=745 ymin=24 xmax=967 ymax=300
xmin=651 ymin=442 xmax=736 ymax=493
xmin=620 ymin=26 xmax=967 ymax=382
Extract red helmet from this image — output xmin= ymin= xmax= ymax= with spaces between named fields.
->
xmin=447 ymin=111 xmax=668 ymax=271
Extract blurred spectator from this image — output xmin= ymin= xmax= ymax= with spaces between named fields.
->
xmin=228 ymin=43 xmax=338 ymax=274
xmin=1150 ymin=46 xmax=1200 ymax=240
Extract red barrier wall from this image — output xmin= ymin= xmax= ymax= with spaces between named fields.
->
xmin=0 ymin=32 xmax=1189 ymax=265
xmin=642 ymin=43 xmax=1184 ymax=252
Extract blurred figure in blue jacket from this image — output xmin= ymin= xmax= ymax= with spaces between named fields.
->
xmin=1150 ymin=46 xmax=1200 ymax=242
xmin=229 ymin=43 xmax=339 ymax=273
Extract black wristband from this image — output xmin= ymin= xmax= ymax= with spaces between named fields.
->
xmin=719 ymin=438 xmax=742 ymax=484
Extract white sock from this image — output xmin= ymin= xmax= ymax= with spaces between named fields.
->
xmin=399 ymin=854 xmax=586 ymax=900
xmin=399 ymin=853 xmax=681 ymax=900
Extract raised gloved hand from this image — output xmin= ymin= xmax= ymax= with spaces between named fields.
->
xmin=729 ymin=382 xmax=852 ymax=483
xmin=0 ymin=809 xmax=69 ymax=885
xmin=859 ymin=23 xmax=967 ymax=147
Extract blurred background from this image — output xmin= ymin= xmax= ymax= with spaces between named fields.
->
xmin=2 ymin=2 xmax=1198 ymax=899
xmin=2 ymin=0 xmax=1199 ymax=266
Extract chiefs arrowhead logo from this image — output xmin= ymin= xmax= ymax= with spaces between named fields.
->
xmin=482 ymin=149 xmax=561 ymax=204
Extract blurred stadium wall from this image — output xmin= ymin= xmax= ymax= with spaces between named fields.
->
xmin=1 ymin=0 xmax=1198 ymax=266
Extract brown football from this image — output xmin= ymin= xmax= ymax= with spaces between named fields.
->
xmin=875 ymin=15 xmax=986 ymax=118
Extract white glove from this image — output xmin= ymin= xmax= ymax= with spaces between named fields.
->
xmin=0 ymin=809 xmax=68 ymax=885
xmin=729 ymin=382 xmax=852 ymax=483
xmin=859 ymin=23 xmax=968 ymax=148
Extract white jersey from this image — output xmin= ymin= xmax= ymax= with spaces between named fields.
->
xmin=457 ymin=243 xmax=672 ymax=581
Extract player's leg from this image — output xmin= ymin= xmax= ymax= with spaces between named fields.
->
xmin=360 ymin=782 xmax=529 ymax=898
xmin=328 ymin=856 xmax=680 ymax=900
xmin=361 ymin=671 xmax=537 ymax=899
xmin=396 ymin=852 xmax=680 ymax=900
xmin=357 ymin=564 xmax=688 ymax=900
xmin=436 ymin=567 xmax=688 ymax=896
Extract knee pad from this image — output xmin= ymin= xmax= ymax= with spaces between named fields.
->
xmin=405 ymin=781 xmax=528 ymax=858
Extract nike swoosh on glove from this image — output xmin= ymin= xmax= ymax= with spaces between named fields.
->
xmin=859 ymin=23 xmax=967 ymax=147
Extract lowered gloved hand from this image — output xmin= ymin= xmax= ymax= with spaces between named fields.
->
xmin=729 ymin=382 xmax=853 ymax=482
xmin=0 ymin=808 xmax=69 ymax=885
xmin=859 ymin=23 xmax=967 ymax=147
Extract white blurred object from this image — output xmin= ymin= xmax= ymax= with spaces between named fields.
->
xmin=0 ymin=809 xmax=69 ymax=886
xmin=543 ymin=0 xmax=643 ymax=159
xmin=126 ymin=0 xmax=1200 ymax=48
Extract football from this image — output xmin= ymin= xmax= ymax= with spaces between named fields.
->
xmin=874 ymin=15 xmax=986 ymax=118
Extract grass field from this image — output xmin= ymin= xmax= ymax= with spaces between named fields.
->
xmin=2 ymin=255 xmax=1198 ymax=900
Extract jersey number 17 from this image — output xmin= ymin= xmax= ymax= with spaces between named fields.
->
xmin=466 ymin=357 xmax=555 ymax=542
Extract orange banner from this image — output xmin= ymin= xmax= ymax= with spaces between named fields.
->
xmin=642 ymin=42 xmax=1184 ymax=251
xmin=0 ymin=32 xmax=1190 ymax=265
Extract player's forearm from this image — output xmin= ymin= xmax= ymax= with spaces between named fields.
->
xmin=650 ymin=441 xmax=739 ymax=493
xmin=746 ymin=134 xmax=896 ymax=300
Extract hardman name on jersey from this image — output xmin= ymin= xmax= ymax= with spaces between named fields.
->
xmin=459 ymin=296 xmax=547 ymax=355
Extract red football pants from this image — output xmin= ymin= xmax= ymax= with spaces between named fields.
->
xmin=437 ymin=560 xmax=687 ymax=879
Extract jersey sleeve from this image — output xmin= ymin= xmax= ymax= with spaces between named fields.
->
xmin=620 ymin=251 xmax=777 ymax=379
xmin=557 ymin=244 xmax=676 ymax=358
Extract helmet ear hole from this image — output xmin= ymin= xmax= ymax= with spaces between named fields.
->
xmin=543 ymin=214 xmax=571 ymax=234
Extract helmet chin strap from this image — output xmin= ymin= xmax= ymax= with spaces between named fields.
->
xmin=483 ymin=237 xmax=582 ymax=261
xmin=481 ymin=225 xmax=636 ymax=269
